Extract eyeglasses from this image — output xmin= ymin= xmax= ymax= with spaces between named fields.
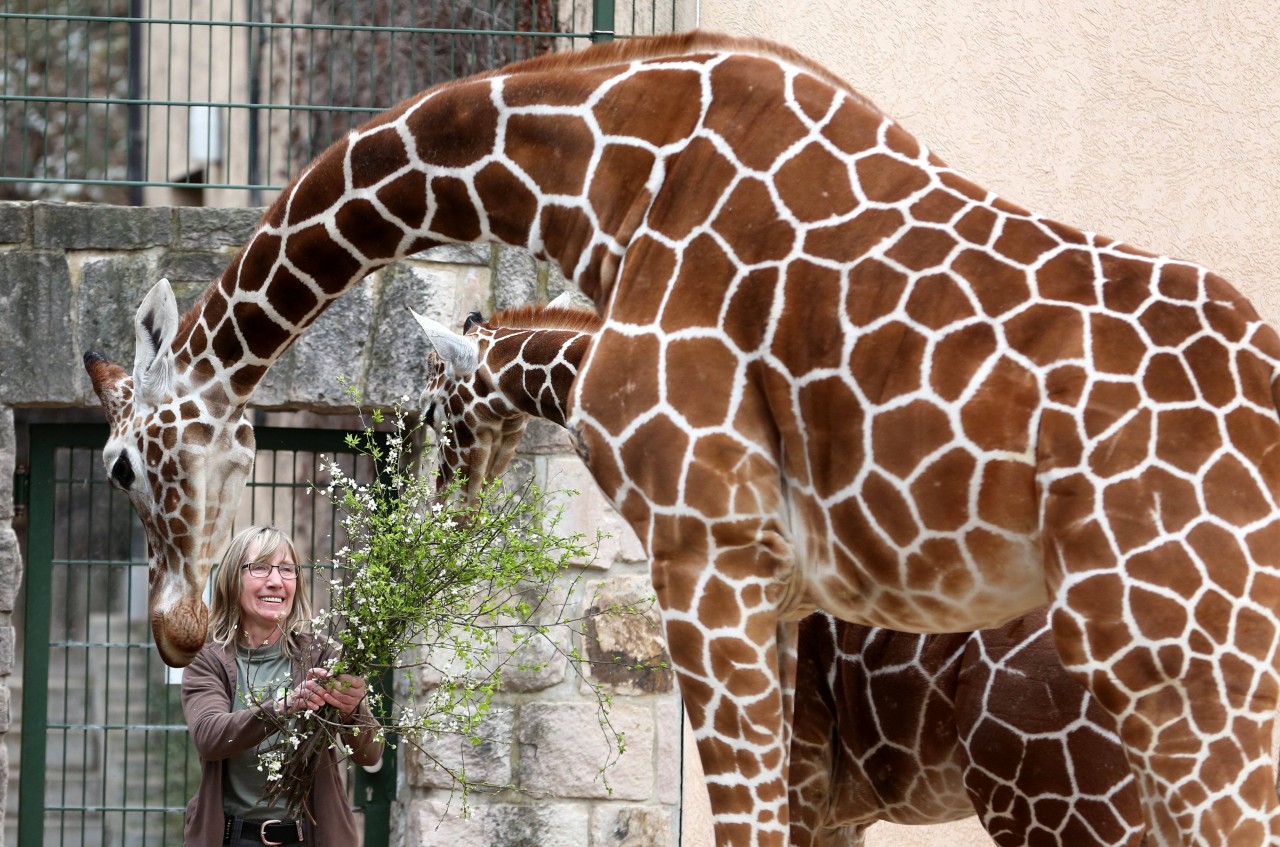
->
xmin=241 ymin=561 xmax=299 ymax=580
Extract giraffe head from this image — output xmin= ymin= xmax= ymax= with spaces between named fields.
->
xmin=83 ymin=279 xmax=256 ymax=667
xmin=410 ymin=295 xmax=595 ymax=501
xmin=410 ymin=307 xmax=521 ymax=502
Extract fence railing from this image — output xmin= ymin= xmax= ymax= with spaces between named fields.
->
xmin=0 ymin=1 xmax=691 ymax=206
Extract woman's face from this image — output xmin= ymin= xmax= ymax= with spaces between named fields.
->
xmin=237 ymin=539 xmax=297 ymax=643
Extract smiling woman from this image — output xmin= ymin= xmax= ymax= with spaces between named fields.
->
xmin=180 ymin=526 xmax=383 ymax=847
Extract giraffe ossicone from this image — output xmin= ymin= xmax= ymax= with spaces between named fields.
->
xmin=83 ymin=31 xmax=1280 ymax=845
xmin=408 ymin=308 xmax=480 ymax=379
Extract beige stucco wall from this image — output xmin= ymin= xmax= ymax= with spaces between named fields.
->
xmin=682 ymin=5 xmax=1280 ymax=844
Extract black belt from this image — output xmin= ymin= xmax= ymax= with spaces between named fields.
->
xmin=223 ymin=815 xmax=305 ymax=846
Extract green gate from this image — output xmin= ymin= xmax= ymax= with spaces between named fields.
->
xmin=18 ymin=423 xmax=393 ymax=846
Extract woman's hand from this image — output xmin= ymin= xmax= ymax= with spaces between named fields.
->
xmin=307 ymin=668 xmax=368 ymax=720
xmin=281 ymin=676 xmax=328 ymax=716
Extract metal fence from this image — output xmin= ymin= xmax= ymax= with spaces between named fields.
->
xmin=0 ymin=0 xmax=690 ymax=206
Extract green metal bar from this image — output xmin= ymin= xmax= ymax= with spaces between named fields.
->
xmin=79 ymin=445 xmax=94 ymax=845
xmin=592 ymin=0 xmax=615 ymax=42
xmin=43 ymin=721 xmax=187 ymax=731
xmin=355 ymin=667 xmax=396 ymax=847
xmin=18 ymin=426 xmax=56 ymax=845
xmin=57 ymin=445 xmax=71 ymax=845
xmin=43 ymin=803 xmax=188 ymax=812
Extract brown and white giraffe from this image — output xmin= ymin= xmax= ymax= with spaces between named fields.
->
xmin=789 ymin=609 xmax=1146 ymax=847
xmin=412 ymin=304 xmax=1147 ymax=847
xmin=84 ymin=32 xmax=1280 ymax=845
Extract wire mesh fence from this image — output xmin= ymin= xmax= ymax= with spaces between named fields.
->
xmin=0 ymin=0 xmax=691 ymax=206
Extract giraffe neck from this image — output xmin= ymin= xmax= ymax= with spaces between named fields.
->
xmin=173 ymin=64 xmax=660 ymax=404
xmin=484 ymin=325 xmax=594 ymax=428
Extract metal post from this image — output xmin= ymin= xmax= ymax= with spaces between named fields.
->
xmin=592 ymin=0 xmax=615 ymax=43
xmin=247 ymin=0 xmax=263 ymax=207
xmin=17 ymin=429 xmax=56 ymax=845
xmin=126 ymin=0 xmax=144 ymax=205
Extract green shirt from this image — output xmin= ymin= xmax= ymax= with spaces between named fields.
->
xmin=222 ymin=640 xmax=294 ymax=818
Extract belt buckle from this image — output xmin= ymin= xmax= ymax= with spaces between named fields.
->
xmin=259 ymin=819 xmax=285 ymax=846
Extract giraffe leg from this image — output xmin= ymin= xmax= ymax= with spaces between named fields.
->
xmin=788 ymin=615 xmax=838 ymax=847
xmin=777 ymin=618 xmax=800 ymax=765
xmin=652 ymin=546 xmax=794 ymax=847
xmin=1042 ymin=523 xmax=1280 ymax=846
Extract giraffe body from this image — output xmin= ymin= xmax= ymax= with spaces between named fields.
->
xmin=790 ymin=610 xmax=1145 ymax=847
xmin=414 ymin=305 xmax=1147 ymax=847
xmin=86 ymin=32 xmax=1280 ymax=845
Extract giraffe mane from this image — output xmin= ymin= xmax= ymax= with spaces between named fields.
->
xmin=485 ymin=304 xmax=604 ymax=334
xmin=470 ymin=30 xmax=882 ymax=116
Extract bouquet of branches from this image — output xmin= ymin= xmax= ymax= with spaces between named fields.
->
xmin=251 ymin=391 xmax=629 ymax=819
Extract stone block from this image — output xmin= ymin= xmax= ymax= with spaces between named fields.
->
xmin=546 ymin=261 xmax=571 ymax=300
xmin=0 ymin=683 xmax=10 ymax=733
xmin=544 ymin=455 xmax=646 ymax=567
xmin=517 ymin=701 xmax=653 ymax=801
xmin=655 ymin=700 xmax=682 ymax=806
xmin=396 ymin=260 xmax=492 ymax=327
xmin=409 ymin=798 xmax=589 ymax=847
xmin=175 ymin=206 xmax=264 ymax=249
xmin=0 ymin=741 xmax=7 ymax=822
xmin=412 ymin=604 xmax=568 ymax=696
xmin=0 ymin=251 xmax=78 ymax=404
xmin=0 ymin=202 xmax=30 ymax=243
xmin=0 ymin=527 xmax=19 ymax=613
xmin=33 ymin=202 xmax=170 ymax=249
xmin=0 ymin=626 xmax=13 ymax=676
xmin=364 ymin=263 xmax=447 ymax=407
xmin=0 ymin=408 xmax=13 ymax=521
xmin=486 ymin=456 xmax=537 ymax=505
xmin=157 ymin=250 xmax=235 ymax=290
xmin=591 ymin=804 xmax=673 ymax=847
xmin=410 ymin=242 xmax=491 ymax=266
xmin=500 ymin=625 xmax=570 ymax=693
xmin=546 ymin=268 xmax=595 ymax=312
xmin=494 ymin=246 xmax=538 ymax=310
xmin=407 ymin=706 xmax=514 ymax=790
xmin=75 ymin=254 xmax=161 ymax=401
xmin=518 ymin=419 xmax=574 ymax=455
xmin=580 ymin=575 xmax=672 ymax=695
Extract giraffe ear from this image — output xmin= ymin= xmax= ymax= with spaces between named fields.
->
xmin=546 ymin=291 xmax=575 ymax=309
xmin=132 ymin=278 xmax=180 ymax=406
xmin=409 ymin=307 xmax=479 ymax=377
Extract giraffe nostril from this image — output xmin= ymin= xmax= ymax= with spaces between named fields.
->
xmin=112 ymin=454 xmax=135 ymax=489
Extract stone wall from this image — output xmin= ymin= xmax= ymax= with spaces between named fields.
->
xmin=0 ymin=200 xmax=688 ymax=846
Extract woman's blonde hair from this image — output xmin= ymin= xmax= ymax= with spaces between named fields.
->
xmin=207 ymin=525 xmax=312 ymax=658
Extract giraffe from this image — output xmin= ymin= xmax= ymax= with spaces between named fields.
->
xmin=82 ymin=32 xmax=1280 ymax=845
xmin=412 ymin=304 xmax=1147 ymax=847
xmin=789 ymin=609 xmax=1146 ymax=847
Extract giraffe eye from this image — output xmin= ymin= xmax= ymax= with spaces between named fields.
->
xmin=111 ymin=454 xmax=135 ymax=490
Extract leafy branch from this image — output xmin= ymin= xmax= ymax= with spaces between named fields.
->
xmin=249 ymin=389 xmax=657 ymax=819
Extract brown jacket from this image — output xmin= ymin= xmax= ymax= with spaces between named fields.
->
xmin=181 ymin=634 xmax=384 ymax=846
